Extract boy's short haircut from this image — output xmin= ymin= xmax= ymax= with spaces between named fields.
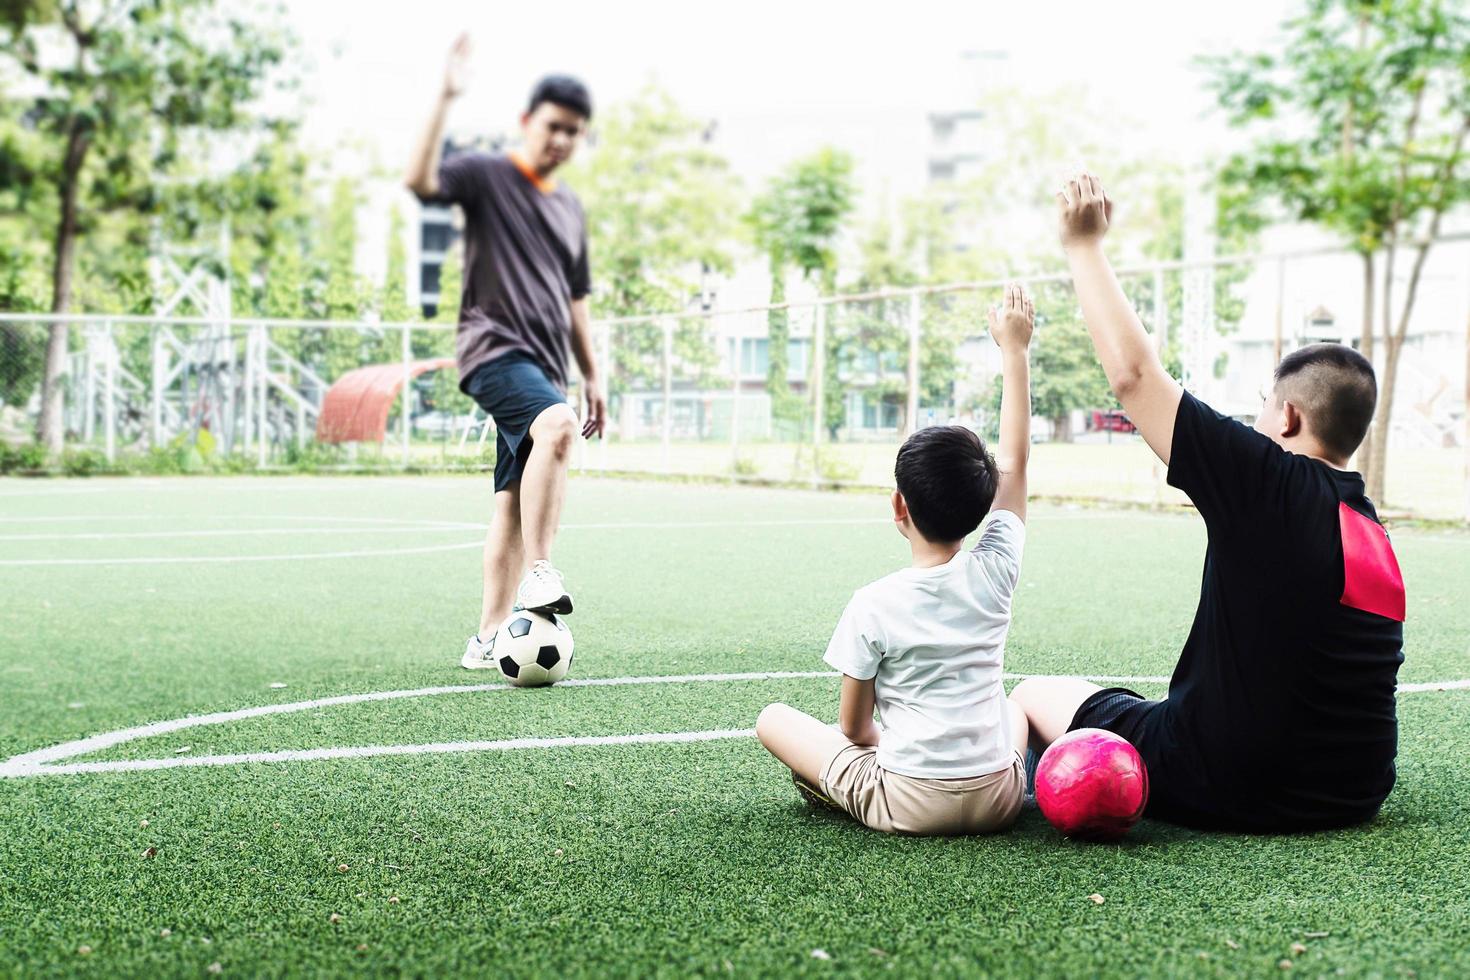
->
xmin=528 ymin=74 xmax=593 ymax=121
xmin=894 ymin=425 xmax=998 ymax=543
xmin=1273 ymin=343 xmax=1377 ymax=460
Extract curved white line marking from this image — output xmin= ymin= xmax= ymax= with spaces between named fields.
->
xmin=4 ymin=670 xmax=1462 ymax=779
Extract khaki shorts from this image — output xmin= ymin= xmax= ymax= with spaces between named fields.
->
xmin=820 ymin=746 xmax=1026 ymax=836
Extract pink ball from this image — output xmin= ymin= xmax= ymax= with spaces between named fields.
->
xmin=1036 ymin=728 xmax=1149 ymax=841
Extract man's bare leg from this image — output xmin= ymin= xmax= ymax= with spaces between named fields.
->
xmin=478 ymin=486 xmax=525 ymax=637
xmin=755 ymin=703 xmax=860 ymax=787
xmin=519 ymin=404 xmax=579 ymax=563
xmin=1010 ymin=676 xmax=1103 ymax=751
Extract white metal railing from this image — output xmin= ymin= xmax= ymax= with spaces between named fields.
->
xmin=2 ymin=233 xmax=1468 ymax=519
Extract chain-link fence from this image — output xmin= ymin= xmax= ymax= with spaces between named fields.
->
xmin=3 ymin=237 xmax=1468 ymax=519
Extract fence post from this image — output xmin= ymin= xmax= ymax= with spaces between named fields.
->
xmin=401 ymin=324 xmax=412 ymax=468
xmin=150 ymin=325 xmax=163 ymax=450
xmin=256 ymin=326 xmax=268 ymax=468
xmin=661 ymin=318 xmax=673 ymax=474
xmin=1152 ymin=266 xmax=1167 ymax=353
xmin=103 ymin=320 xmax=116 ymax=462
xmin=1273 ymin=256 xmax=1286 ymax=364
xmin=906 ymin=292 xmax=921 ymax=437
xmin=1151 ymin=266 xmax=1167 ymax=508
xmin=599 ymin=322 xmax=611 ymax=473
xmin=242 ymin=325 xmax=254 ymax=455
xmin=729 ymin=327 xmax=742 ymax=482
xmin=82 ymin=327 xmax=96 ymax=445
xmin=811 ymin=303 xmax=826 ymax=485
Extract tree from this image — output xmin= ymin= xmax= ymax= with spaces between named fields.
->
xmin=565 ymin=85 xmax=741 ymax=399
xmin=0 ymin=0 xmax=291 ymax=453
xmin=380 ymin=205 xmax=414 ymax=325
xmin=1204 ymin=0 xmax=1470 ymax=501
xmin=746 ymin=148 xmax=857 ymax=429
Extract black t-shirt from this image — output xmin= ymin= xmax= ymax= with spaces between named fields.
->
xmin=417 ymin=152 xmax=591 ymax=394
xmin=1137 ymin=392 xmax=1405 ymax=832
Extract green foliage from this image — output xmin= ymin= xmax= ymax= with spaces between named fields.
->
xmin=1202 ymin=0 xmax=1470 ymax=497
xmin=435 ymin=239 xmax=462 ymax=325
xmin=747 ymin=148 xmax=858 ymax=426
xmin=565 ymin=85 xmax=741 ymax=397
xmin=1203 ymin=0 xmax=1470 ymax=257
xmin=1027 ymin=301 xmax=1115 ymax=435
xmin=380 ymin=206 xmax=415 ymax=325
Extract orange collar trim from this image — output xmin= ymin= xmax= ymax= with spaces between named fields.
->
xmin=509 ymin=151 xmax=558 ymax=194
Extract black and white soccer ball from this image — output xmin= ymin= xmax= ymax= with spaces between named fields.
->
xmin=492 ymin=610 xmax=574 ymax=687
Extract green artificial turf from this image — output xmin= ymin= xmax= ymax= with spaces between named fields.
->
xmin=1 ymin=475 xmax=1467 ymax=978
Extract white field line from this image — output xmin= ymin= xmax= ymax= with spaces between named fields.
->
xmin=4 ymin=670 xmax=1464 ymax=779
xmin=0 ymin=517 xmax=892 ymax=566
xmin=18 ymin=729 xmax=763 ymax=777
xmin=0 ymin=515 xmax=479 ymax=526
xmin=0 ymin=540 xmax=487 ymax=566
xmin=0 ymin=486 xmax=110 ymax=498
xmin=0 ymin=524 xmax=486 ymax=542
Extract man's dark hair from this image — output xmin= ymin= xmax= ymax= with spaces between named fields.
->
xmin=893 ymin=425 xmax=998 ymax=543
xmin=1273 ymin=342 xmax=1377 ymax=460
xmin=528 ymin=74 xmax=593 ymax=120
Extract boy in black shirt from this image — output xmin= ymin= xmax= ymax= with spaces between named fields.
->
xmin=1011 ymin=173 xmax=1406 ymax=833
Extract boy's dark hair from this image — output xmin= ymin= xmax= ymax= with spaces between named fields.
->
xmin=1273 ymin=343 xmax=1377 ymax=460
xmin=894 ymin=425 xmax=998 ymax=543
xmin=528 ymin=74 xmax=593 ymax=120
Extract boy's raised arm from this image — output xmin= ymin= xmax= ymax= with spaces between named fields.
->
xmin=1057 ymin=173 xmax=1183 ymax=465
xmin=988 ymin=283 xmax=1033 ymax=521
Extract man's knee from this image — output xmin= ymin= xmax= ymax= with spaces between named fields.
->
xmin=530 ymin=406 xmax=577 ymax=460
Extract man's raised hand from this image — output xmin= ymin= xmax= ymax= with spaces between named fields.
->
xmin=443 ymin=33 xmax=472 ymax=100
xmin=1056 ymin=172 xmax=1112 ymax=249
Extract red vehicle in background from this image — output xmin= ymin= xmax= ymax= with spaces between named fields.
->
xmin=1090 ymin=409 xmax=1137 ymax=434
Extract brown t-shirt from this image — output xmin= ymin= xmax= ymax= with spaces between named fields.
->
xmin=419 ymin=152 xmax=590 ymax=393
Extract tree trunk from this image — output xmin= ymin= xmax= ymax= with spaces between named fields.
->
xmin=1366 ymin=337 xmax=1400 ymax=505
xmin=1357 ymin=252 xmax=1377 ymax=485
xmin=1368 ymin=238 xmax=1440 ymax=505
xmin=36 ymin=120 xmax=90 ymax=455
xmin=1052 ymin=414 xmax=1072 ymax=443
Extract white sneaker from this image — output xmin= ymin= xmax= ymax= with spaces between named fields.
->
xmin=461 ymin=632 xmax=498 ymax=670
xmin=517 ymin=560 xmax=573 ymax=614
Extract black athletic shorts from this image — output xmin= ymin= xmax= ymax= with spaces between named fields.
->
xmin=1067 ymin=686 xmax=1161 ymax=743
xmin=463 ymin=352 xmax=569 ymax=493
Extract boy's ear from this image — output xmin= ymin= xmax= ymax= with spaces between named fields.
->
xmin=1280 ymin=400 xmax=1305 ymax=439
xmin=891 ymin=490 xmax=908 ymax=524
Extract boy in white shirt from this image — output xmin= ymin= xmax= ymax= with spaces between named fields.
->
xmin=756 ymin=284 xmax=1035 ymax=836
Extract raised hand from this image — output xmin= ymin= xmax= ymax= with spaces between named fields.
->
xmin=1055 ymin=172 xmax=1112 ymax=249
xmin=988 ymin=282 xmax=1035 ymax=353
xmin=443 ymin=33 xmax=472 ymax=100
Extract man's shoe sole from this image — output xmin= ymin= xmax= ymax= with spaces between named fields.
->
xmin=523 ymin=594 xmax=573 ymax=616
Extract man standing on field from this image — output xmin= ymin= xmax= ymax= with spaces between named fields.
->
xmin=404 ymin=34 xmax=605 ymax=668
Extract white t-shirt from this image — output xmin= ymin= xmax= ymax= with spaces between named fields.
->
xmin=822 ymin=509 xmax=1025 ymax=779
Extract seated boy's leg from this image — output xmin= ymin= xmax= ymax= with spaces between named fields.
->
xmin=755 ymin=703 xmax=859 ymax=788
xmin=1006 ymin=697 xmax=1029 ymax=757
xmin=1010 ymin=677 xmax=1103 ymax=750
